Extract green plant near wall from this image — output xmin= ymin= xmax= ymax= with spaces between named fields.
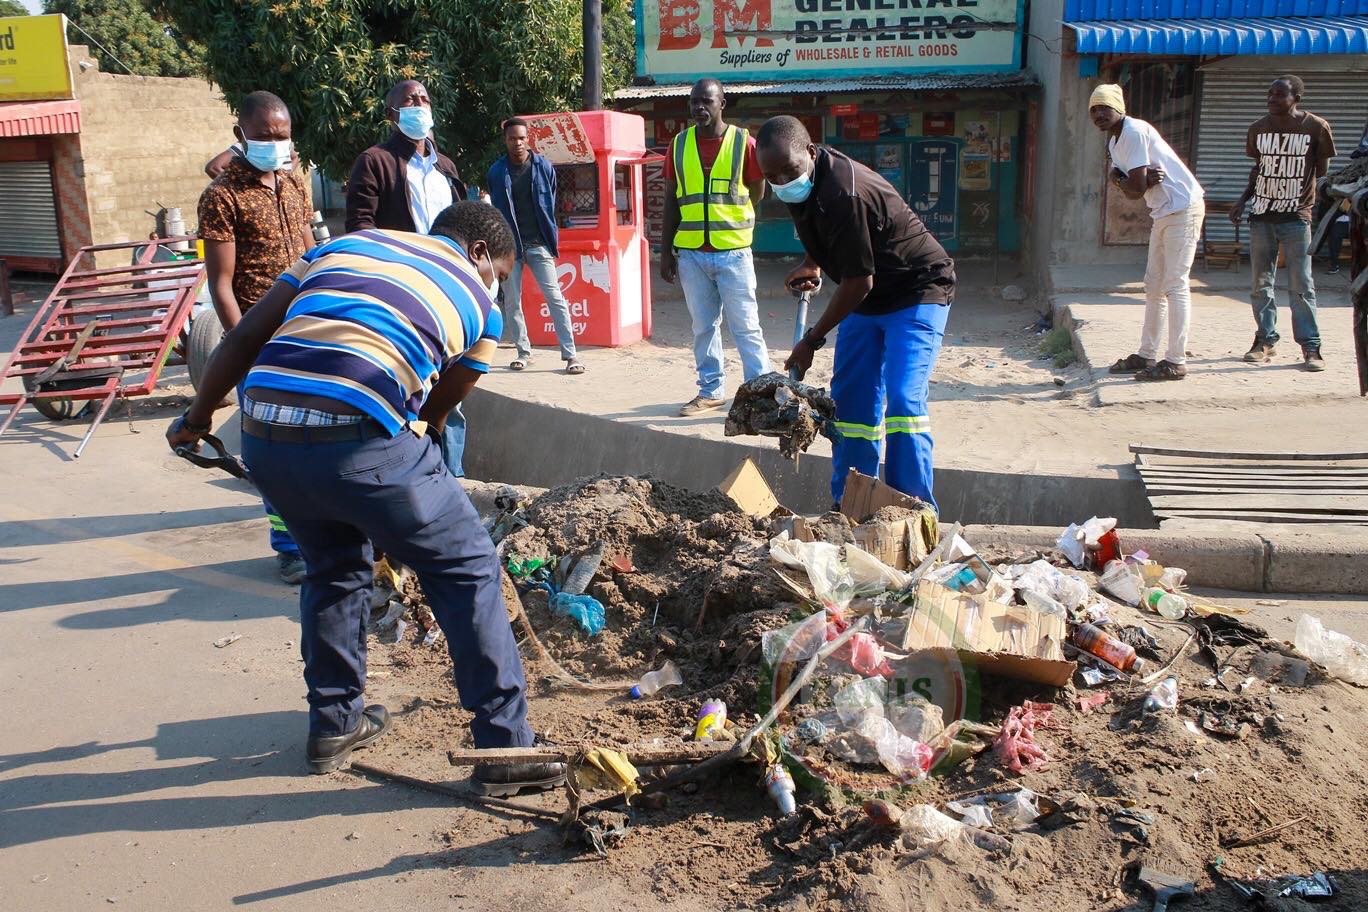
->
xmin=44 ymin=0 xmax=205 ymax=78
xmin=155 ymin=0 xmax=636 ymax=182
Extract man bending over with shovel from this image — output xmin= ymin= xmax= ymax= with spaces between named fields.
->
xmin=166 ymin=201 xmax=565 ymax=795
xmin=756 ymin=116 xmax=956 ymax=511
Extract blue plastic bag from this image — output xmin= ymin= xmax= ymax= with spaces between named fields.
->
xmin=550 ymin=592 xmax=605 ymax=636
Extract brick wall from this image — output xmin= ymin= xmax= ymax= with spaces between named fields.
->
xmin=51 ymin=133 xmax=92 ymax=266
xmin=67 ymin=46 xmax=235 ymax=266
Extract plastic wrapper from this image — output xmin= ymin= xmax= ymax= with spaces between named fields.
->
xmin=901 ymin=805 xmax=967 ymax=848
xmin=845 ymin=543 xmax=912 ymax=593
xmin=771 ymin=535 xmax=854 ymax=610
xmin=1099 ymin=559 xmax=1142 ymax=607
xmin=1007 ymin=560 xmax=1090 ymax=610
xmin=948 ymin=789 xmax=1041 ymax=830
xmin=1055 ymin=524 xmax=1086 ymax=568
xmin=761 ymin=612 xmax=828 ymax=669
xmin=1294 ymin=614 xmax=1368 ymax=685
xmin=549 ymin=592 xmax=606 ymax=636
xmin=835 ymin=676 xmax=889 ymax=725
xmin=1022 ymin=589 xmax=1067 ymax=619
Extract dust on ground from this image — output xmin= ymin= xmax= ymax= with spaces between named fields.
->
xmin=364 ymin=475 xmax=1368 ymax=912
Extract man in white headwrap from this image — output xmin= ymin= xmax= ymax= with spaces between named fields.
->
xmin=1089 ymin=83 xmax=1205 ymax=382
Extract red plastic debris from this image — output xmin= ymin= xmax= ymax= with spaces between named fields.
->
xmin=1076 ymin=691 xmax=1110 ymax=715
xmin=993 ymin=700 xmax=1055 ymax=773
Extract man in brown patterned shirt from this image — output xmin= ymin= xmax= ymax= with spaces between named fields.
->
xmin=198 ymin=91 xmax=313 ymax=329
xmin=197 ymin=90 xmax=314 ymax=582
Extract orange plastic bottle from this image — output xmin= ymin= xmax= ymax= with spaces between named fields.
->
xmin=1071 ymin=623 xmax=1139 ymax=671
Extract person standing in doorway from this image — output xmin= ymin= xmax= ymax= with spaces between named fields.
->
xmin=756 ymin=116 xmax=955 ymax=510
xmin=197 ymin=90 xmax=313 ymax=583
xmin=345 ymin=79 xmax=473 ymax=474
xmin=660 ymin=78 xmax=770 ymax=416
xmin=487 ymin=118 xmax=584 ymax=375
xmin=1230 ymin=76 xmax=1336 ymax=371
xmin=1089 ymin=84 xmax=1205 ymax=382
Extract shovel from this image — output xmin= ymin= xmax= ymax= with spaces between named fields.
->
xmin=788 ymin=277 xmax=821 ymax=381
xmin=175 ymin=432 xmax=251 ymax=483
xmin=1137 ymin=867 xmax=1195 ymax=912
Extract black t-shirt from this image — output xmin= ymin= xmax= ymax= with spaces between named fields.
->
xmin=789 ymin=146 xmax=955 ymax=315
xmin=509 ymin=159 xmax=544 ymax=247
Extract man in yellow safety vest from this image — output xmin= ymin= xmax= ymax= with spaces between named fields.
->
xmin=660 ymin=78 xmax=771 ymax=416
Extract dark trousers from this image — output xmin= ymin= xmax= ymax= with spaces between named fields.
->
xmin=241 ymin=425 xmax=533 ymax=746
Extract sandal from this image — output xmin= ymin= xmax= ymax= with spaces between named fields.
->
xmin=566 ymin=360 xmax=586 ymax=375
xmin=1109 ymin=353 xmax=1154 ymax=374
xmin=509 ymin=358 xmax=529 ymax=371
xmin=1134 ymin=360 xmax=1187 ymax=381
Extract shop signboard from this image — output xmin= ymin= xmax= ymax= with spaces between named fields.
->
xmin=637 ymin=0 xmax=1023 ymax=82
xmin=907 ymin=139 xmax=959 ymax=243
xmin=0 ymin=14 xmax=74 ymax=101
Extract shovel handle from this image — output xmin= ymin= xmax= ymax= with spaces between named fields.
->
xmin=789 ymin=279 xmax=820 ymax=380
xmin=176 ymin=432 xmax=250 ymax=481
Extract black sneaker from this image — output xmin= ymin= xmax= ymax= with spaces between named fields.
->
xmin=1243 ymin=339 xmax=1275 ymax=363
xmin=471 ymin=760 xmax=567 ymax=797
xmin=278 ymin=552 xmax=306 ymax=584
xmin=307 ymin=704 xmax=391 ymax=774
xmin=1303 ymin=349 xmax=1326 ymax=372
xmin=1328 ymin=263 xmax=1341 ymax=275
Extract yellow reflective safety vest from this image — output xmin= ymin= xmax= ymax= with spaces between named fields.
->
xmin=671 ymin=124 xmax=755 ymax=250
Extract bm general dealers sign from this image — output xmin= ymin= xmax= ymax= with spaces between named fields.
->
xmin=636 ymin=0 xmax=1023 ymax=82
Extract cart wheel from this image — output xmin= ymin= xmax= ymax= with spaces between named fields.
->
xmin=22 ymin=379 xmax=92 ymax=421
xmin=187 ymin=308 xmax=225 ymax=393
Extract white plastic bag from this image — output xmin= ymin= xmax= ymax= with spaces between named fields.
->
xmin=844 ymin=543 xmax=912 ymax=593
xmin=1055 ymin=524 xmax=1086 ymax=568
xmin=1010 ymin=559 xmax=1090 ymax=610
xmin=1294 ymin=614 xmax=1368 ymax=686
xmin=834 ymin=676 xmax=889 ymax=725
xmin=901 ymin=805 xmax=967 ymax=848
xmin=771 ymin=534 xmax=854 ymax=610
xmin=1099 ymin=559 xmax=1142 ymax=607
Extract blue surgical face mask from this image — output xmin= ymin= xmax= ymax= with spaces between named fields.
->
xmin=397 ymin=105 xmax=434 ymax=141
xmin=770 ymin=161 xmax=814 ymax=204
xmin=243 ymin=137 xmax=292 ymax=173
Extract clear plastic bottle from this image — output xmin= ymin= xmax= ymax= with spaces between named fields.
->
xmin=764 ymin=762 xmax=797 ymax=815
xmin=1071 ymin=622 xmax=1139 ymax=671
xmin=695 ymin=699 xmax=728 ymax=741
xmin=562 ymin=542 xmax=606 ymax=596
xmin=629 ymin=660 xmax=682 ymax=699
xmin=1144 ymin=587 xmax=1187 ymax=620
xmin=1143 ymin=676 xmax=1179 ymax=713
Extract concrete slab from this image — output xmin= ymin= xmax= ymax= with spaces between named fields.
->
xmin=1049 ymin=261 xmax=1354 ymax=296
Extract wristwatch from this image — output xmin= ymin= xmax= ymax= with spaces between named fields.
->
xmin=802 ymin=327 xmax=827 ymax=350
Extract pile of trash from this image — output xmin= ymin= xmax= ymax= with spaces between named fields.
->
xmin=369 ymin=470 xmax=1368 ymax=910
xmin=724 ymin=372 xmax=836 ymax=458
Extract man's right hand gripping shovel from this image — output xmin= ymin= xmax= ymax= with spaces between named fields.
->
xmin=167 ymin=414 xmax=251 ymax=483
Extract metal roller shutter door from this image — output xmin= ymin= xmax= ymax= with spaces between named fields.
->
xmin=0 ymin=160 xmax=62 ymax=260
xmin=1195 ymin=68 xmax=1368 ymax=248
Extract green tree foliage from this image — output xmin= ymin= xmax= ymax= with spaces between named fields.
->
xmin=158 ymin=0 xmax=637 ymax=182
xmin=44 ymin=0 xmax=203 ymax=78
xmin=0 ymin=1 xmax=31 ymax=18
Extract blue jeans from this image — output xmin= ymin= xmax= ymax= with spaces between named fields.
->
xmin=830 ymin=303 xmax=949 ymax=510
xmin=503 ymin=245 xmax=577 ymax=361
xmin=441 ymin=404 xmax=465 ymax=478
xmin=240 ymin=425 xmax=534 ymax=745
xmin=235 ymin=385 xmax=298 ymax=555
xmin=1249 ymin=219 xmax=1320 ymax=350
xmin=677 ymin=247 xmax=770 ymax=399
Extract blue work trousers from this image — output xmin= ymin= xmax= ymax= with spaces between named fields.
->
xmin=241 ymin=425 xmax=534 ymax=746
xmin=441 ymin=404 xmax=466 ymax=478
xmin=829 ymin=303 xmax=949 ymax=510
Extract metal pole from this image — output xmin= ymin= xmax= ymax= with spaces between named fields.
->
xmin=582 ymin=0 xmax=603 ymax=110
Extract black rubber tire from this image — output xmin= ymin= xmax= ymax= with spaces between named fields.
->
xmin=21 ymin=377 xmax=92 ymax=421
xmin=187 ymin=309 xmax=225 ymax=393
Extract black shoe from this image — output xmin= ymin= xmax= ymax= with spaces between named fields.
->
xmin=306 ymin=704 xmax=391 ymax=774
xmin=471 ymin=760 xmax=567 ymax=797
xmin=1109 ymin=353 xmax=1155 ymax=374
xmin=277 ymin=552 xmax=306 ymax=585
xmin=1328 ymin=263 xmax=1341 ymax=275
xmin=1303 ymin=349 xmax=1326 ymax=372
xmin=1243 ymin=338 xmax=1275 ymax=363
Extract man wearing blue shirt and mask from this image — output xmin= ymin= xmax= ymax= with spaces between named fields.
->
xmin=346 ymin=79 xmax=472 ymax=476
xmin=756 ymin=116 xmax=956 ymax=511
xmin=198 ymin=90 xmax=314 ymax=583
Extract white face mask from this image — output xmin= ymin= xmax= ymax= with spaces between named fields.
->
xmin=485 ymin=276 xmax=500 ymax=300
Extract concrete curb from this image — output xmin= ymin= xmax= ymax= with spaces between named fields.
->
xmin=964 ymin=524 xmax=1368 ymax=595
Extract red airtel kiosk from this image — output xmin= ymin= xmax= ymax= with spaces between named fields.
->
xmin=513 ymin=110 xmax=657 ymax=347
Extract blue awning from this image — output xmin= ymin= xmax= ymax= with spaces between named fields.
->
xmin=1066 ymin=14 xmax=1368 ymax=53
xmin=1066 ymin=0 xmax=1368 ymax=21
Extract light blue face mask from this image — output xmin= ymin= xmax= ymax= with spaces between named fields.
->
xmin=770 ymin=162 xmax=814 ymax=204
xmin=243 ymin=138 xmax=292 ymax=173
xmin=397 ymin=105 xmax=434 ymax=140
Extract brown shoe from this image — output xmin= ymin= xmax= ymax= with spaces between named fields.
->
xmin=1109 ymin=353 xmax=1154 ymax=374
xmin=1134 ymin=360 xmax=1187 ymax=381
xmin=1243 ymin=339 xmax=1275 ymax=363
xmin=1303 ymin=349 xmax=1326 ymax=372
xmin=679 ymin=395 xmax=725 ymax=416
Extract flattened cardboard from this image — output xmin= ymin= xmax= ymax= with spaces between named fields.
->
xmin=718 ymin=457 xmax=780 ymax=518
xmin=853 ymin=518 xmax=919 ymax=570
xmin=839 ymin=470 xmax=923 ymax=522
xmin=900 ymin=579 xmax=1076 ymax=688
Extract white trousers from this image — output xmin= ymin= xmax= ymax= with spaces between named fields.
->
xmin=1139 ymin=202 xmax=1204 ymax=366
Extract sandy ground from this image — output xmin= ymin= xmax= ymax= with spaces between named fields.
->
xmin=2 ymin=414 xmax=1366 ymax=911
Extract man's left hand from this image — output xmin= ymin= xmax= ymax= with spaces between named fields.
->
xmin=784 ymin=340 xmax=815 ymax=381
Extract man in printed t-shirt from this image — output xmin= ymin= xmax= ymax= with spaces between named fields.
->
xmin=1231 ymin=76 xmax=1336 ymax=372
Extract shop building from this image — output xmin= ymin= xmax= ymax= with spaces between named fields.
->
xmin=0 ymin=14 xmax=234 ymax=272
xmin=617 ymin=0 xmax=1036 ymax=264
xmin=1025 ymin=0 xmax=1368 ymax=285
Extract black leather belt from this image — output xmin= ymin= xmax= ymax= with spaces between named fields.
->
xmin=241 ymin=414 xmax=387 ymax=443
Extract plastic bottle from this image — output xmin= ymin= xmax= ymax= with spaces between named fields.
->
xmin=764 ymin=763 xmax=797 ymax=815
xmin=695 ymin=699 xmax=728 ymax=741
xmin=1071 ymin=622 xmax=1139 ymax=672
xmin=562 ymin=542 xmax=606 ymax=596
xmin=629 ymin=660 xmax=682 ymax=699
xmin=1144 ymin=587 xmax=1188 ymax=620
xmin=1143 ymin=676 xmax=1179 ymax=713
